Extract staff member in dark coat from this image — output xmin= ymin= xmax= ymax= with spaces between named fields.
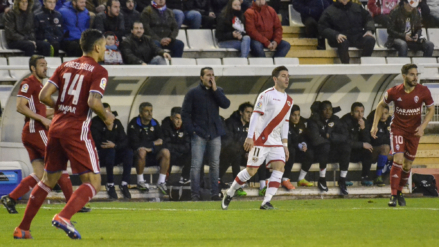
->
xmin=34 ymin=0 xmax=64 ymax=56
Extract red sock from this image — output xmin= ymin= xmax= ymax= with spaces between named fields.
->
xmin=390 ymin=163 xmax=403 ymax=195
xmin=398 ymin=168 xmax=411 ymax=191
xmin=59 ymin=183 xmax=95 ymax=220
xmin=57 ymin=172 xmax=73 ymax=203
xmin=9 ymin=174 xmax=39 ymax=200
xmin=18 ymin=181 xmax=51 ymax=231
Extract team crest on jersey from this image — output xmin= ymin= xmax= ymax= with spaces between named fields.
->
xmin=328 ymin=122 xmax=334 ymax=127
xmin=150 ymin=126 xmax=154 ymax=131
xmin=299 ymin=129 xmax=303 ymax=134
xmin=414 ymin=96 xmax=419 ymax=103
xmin=178 ymin=132 xmax=184 ymax=138
xmin=54 ymin=18 xmax=59 ymax=24
xmin=387 ymin=126 xmax=391 ymax=131
xmin=21 ymin=84 xmax=29 ymax=93
xmin=256 ymin=101 xmax=263 ymax=109
xmin=252 ymin=156 xmax=259 ymax=162
xmin=396 ymin=144 xmax=400 ymax=151
xmin=245 ymin=127 xmax=248 ymax=132
xmin=287 ymin=101 xmax=291 ymax=106
xmin=100 ymin=78 xmax=107 ymax=90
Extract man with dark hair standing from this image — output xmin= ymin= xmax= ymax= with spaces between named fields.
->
xmin=341 ymin=102 xmax=374 ymax=186
xmin=34 ymin=0 xmax=64 ymax=56
xmin=93 ymin=0 xmax=126 ymax=41
xmin=371 ymin=64 xmax=435 ymax=207
xmin=127 ymin=102 xmax=170 ymax=195
xmin=121 ymin=0 xmax=140 ymax=36
xmin=13 ymin=29 xmax=115 ymax=239
xmin=182 ymin=67 xmax=230 ymax=201
xmin=59 ymin=0 xmax=90 ymax=57
xmin=91 ymin=103 xmax=132 ymax=199
xmin=222 ymin=66 xmax=293 ymax=210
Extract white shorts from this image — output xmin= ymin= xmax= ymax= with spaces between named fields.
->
xmin=247 ymin=146 xmax=286 ymax=168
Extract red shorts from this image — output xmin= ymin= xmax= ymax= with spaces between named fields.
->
xmin=22 ymin=129 xmax=48 ymax=162
xmin=390 ymin=129 xmax=420 ymax=161
xmin=45 ymin=134 xmax=100 ymax=175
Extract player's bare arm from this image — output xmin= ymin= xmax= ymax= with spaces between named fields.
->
xmin=46 ymin=108 xmax=55 ymax=119
xmin=371 ymin=99 xmax=387 ymax=139
xmin=282 ymin=139 xmax=289 ymax=161
xmin=16 ymin=97 xmax=52 ymax=129
xmin=39 ymin=82 xmax=57 ymax=108
xmin=88 ymin=92 xmax=115 ymax=126
xmin=415 ymin=105 xmax=435 ymax=137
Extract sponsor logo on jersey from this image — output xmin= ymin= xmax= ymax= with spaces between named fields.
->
xmin=414 ymin=96 xmax=419 ymax=103
xmin=397 ymin=97 xmax=402 ymax=101
xmin=100 ymin=78 xmax=107 ymax=90
xmin=58 ymin=104 xmax=76 ymax=114
xmin=21 ymin=84 xmax=29 ymax=93
xmin=299 ymin=129 xmax=303 ymax=134
xmin=328 ymin=122 xmax=334 ymax=127
xmin=256 ymin=101 xmax=263 ymax=109
xmin=178 ymin=132 xmax=183 ymax=138
xmin=395 ymin=106 xmax=421 ymax=116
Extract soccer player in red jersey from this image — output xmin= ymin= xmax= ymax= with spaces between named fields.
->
xmin=13 ymin=29 xmax=115 ymax=240
xmin=371 ymin=64 xmax=435 ymax=207
xmin=1 ymin=56 xmax=73 ymax=215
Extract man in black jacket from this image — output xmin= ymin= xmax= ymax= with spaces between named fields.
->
xmin=91 ymin=103 xmax=132 ymax=199
xmin=318 ymin=0 xmax=376 ymax=64
xmin=93 ymin=0 xmax=125 ymax=41
xmin=287 ymin=105 xmax=314 ymax=188
xmin=168 ymin=0 xmax=201 ymax=28
xmin=218 ymin=102 xmax=253 ymax=196
xmin=341 ymin=102 xmax=373 ymax=187
xmin=34 ymin=0 xmax=64 ymax=56
xmin=182 ymin=67 xmax=230 ymax=201
xmin=121 ymin=0 xmax=140 ymax=36
xmin=127 ymin=102 xmax=170 ymax=195
xmin=308 ymin=101 xmax=351 ymax=195
xmin=162 ymin=107 xmax=191 ymax=185
xmin=120 ymin=21 xmax=171 ymax=64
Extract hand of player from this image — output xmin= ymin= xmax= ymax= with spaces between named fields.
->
xmin=243 ymin=138 xmax=254 ymax=152
xmin=370 ymin=126 xmax=378 ymax=139
xmin=284 ymin=146 xmax=289 ymax=161
xmin=104 ymin=111 xmax=115 ymax=126
xmin=41 ymin=118 xmax=51 ymax=130
xmin=358 ymin=118 xmax=365 ymax=130
xmin=415 ymin=126 xmax=425 ymax=137
xmin=337 ymin=34 xmax=347 ymax=43
xmin=363 ymin=142 xmax=373 ymax=152
xmin=154 ymin=139 xmax=163 ymax=146
xmin=101 ymin=141 xmax=116 ymax=149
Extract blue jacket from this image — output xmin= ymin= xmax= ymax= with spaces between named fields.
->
xmin=292 ymin=0 xmax=332 ymax=22
xmin=182 ymin=82 xmax=230 ymax=140
xmin=59 ymin=1 xmax=90 ymax=41
xmin=34 ymin=8 xmax=64 ymax=44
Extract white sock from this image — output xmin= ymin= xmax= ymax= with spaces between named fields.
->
xmin=121 ymin=181 xmax=128 ymax=186
xmin=340 ymin=170 xmax=348 ymax=178
xmin=262 ymin=170 xmax=283 ymax=205
xmin=298 ymin=169 xmax=307 ymax=181
xmin=158 ymin=174 xmax=166 ymax=184
xmin=319 ymin=168 xmax=326 ymax=178
xmin=107 ymin=183 xmax=114 ymax=186
xmin=282 ymin=177 xmax=289 ymax=182
xmin=259 ymin=180 xmax=266 ymax=190
xmin=227 ymin=169 xmax=252 ymax=197
xmin=137 ymin=174 xmax=144 ymax=183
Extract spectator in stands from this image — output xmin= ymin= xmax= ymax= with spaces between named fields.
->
xmin=244 ymin=0 xmax=291 ymax=57
xmin=218 ymin=102 xmax=253 ymax=196
xmin=292 ymin=0 xmax=331 ymax=49
xmin=318 ymin=0 xmax=376 ymax=64
xmin=386 ymin=0 xmax=434 ymax=57
xmin=367 ymin=0 xmax=398 ymax=28
xmin=341 ymin=102 xmax=374 ymax=186
xmin=4 ymin=0 xmax=51 ymax=56
xmin=194 ymin=0 xmax=216 ymax=28
xmin=135 ymin=0 xmax=150 ymax=12
xmin=140 ymin=0 xmax=184 ymax=58
xmin=59 ymin=0 xmax=90 ymax=57
xmin=127 ymin=102 xmax=170 ymax=195
xmin=86 ymin=0 xmax=106 ymax=14
xmin=308 ymin=101 xmax=351 ymax=195
xmin=168 ymin=0 xmax=201 ymax=29
xmin=427 ymin=0 xmax=439 ymax=27
xmin=91 ymin=103 xmax=132 ymax=199
xmin=367 ymin=106 xmax=392 ymax=187
xmin=287 ymin=105 xmax=314 ymax=188
xmin=38 ymin=0 xmax=65 ymax=11
xmin=211 ymin=0 xmax=227 ymax=17
xmin=121 ymin=0 xmax=140 ymax=36
xmin=93 ymin=0 xmax=125 ymax=41
xmin=162 ymin=107 xmax=191 ymax=185
xmin=216 ymin=0 xmax=251 ymax=57
xmin=120 ymin=21 xmax=171 ymax=65
xmin=34 ymin=0 xmax=64 ymax=56
xmin=182 ymin=67 xmax=230 ymax=201
xmin=104 ymin=32 xmax=123 ymax=64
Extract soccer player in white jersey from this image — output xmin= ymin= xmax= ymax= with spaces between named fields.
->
xmin=222 ymin=66 xmax=293 ymax=210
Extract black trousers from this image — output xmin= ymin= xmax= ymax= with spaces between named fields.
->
xmin=61 ymin=40 xmax=82 ymax=57
xmin=219 ymin=146 xmax=246 ymax=179
xmin=303 ymin=17 xmax=319 ymax=38
xmin=284 ymin=146 xmax=314 ymax=179
xmin=327 ymin=35 xmax=375 ymax=64
xmin=8 ymin=40 xmax=51 ymax=56
xmin=170 ymin=153 xmax=191 ymax=180
xmin=350 ymin=148 xmax=373 ymax=178
xmin=315 ymin=142 xmax=351 ymax=171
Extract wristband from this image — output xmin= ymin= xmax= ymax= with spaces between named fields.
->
xmin=282 ymin=143 xmax=288 ymax=147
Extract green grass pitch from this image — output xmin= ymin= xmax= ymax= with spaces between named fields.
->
xmin=1 ymin=198 xmax=438 ymax=246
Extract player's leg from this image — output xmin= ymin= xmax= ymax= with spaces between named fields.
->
xmin=297 ymin=148 xmax=314 ymax=187
xmin=395 ymin=136 xmax=419 ymax=206
xmin=336 ymin=142 xmax=351 ymax=195
xmin=99 ymin=148 xmax=117 ymax=199
xmin=389 ymin=132 xmax=406 ymax=206
xmin=257 ymin=165 xmax=267 ymax=195
xmin=135 ymin=148 xmax=149 ymax=192
xmin=360 ymin=148 xmax=373 ymax=186
xmin=261 ymin=158 xmax=285 ymax=210
xmin=316 ymin=143 xmax=330 ymax=192
xmin=190 ymin=134 xmax=207 ymax=201
xmin=373 ymin=144 xmax=390 ymax=186
xmin=282 ymin=147 xmax=295 ymax=190
xmin=118 ymin=148 xmax=133 ymax=199
xmin=57 ymin=171 xmax=73 ymax=202
xmin=156 ymin=148 xmax=170 ymax=195
xmin=206 ymin=136 xmax=221 ymax=200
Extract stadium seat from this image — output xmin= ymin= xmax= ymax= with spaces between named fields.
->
xmin=360 ymin=57 xmax=386 ymax=64
xmin=176 ymin=29 xmax=191 ymax=50
xmin=187 ymin=29 xmax=226 ymax=51
xmin=288 ymin=4 xmax=304 ymax=27
xmin=0 ymin=30 xmax=23 ymax=53
xmin=0 ymin=57 xmax=13 ymax=81
xmin=376 ymin=28 xmax=389 ymax=48
xmin=171 ymin=58 xmax=196 ymax=65
xmin=222 ymin=57 xmax=248 ymax=65
xmin=412 ymin=57 xmax=438 ymax=79
xmin=62 ymin=57 xmax=79 ymax=62
xmin=386 ymin=57 xmax=411 ymax=64
xmin=426 ymin=28 xmax=439 ymax=49
xmin=8 ymin=56 xmax=31 ymax=79
xmin=274 ymin=57 xmax=299 ymax=65
xmin=196 ymin=58 xmax=222 ymax=65
xmin=248 ymin=57 xmax=274 ymax=65
xmin=212 ymin=30 xmax=238 ymax=51
xmin=45 ymin=57 xmax=62 ymax=67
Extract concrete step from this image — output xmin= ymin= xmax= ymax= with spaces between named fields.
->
xmin=297 ymin=57 xmax=335 ymax=64
xmin=282 ymin=26 xmax=304 ymax=34
xmin=283 ymin=38 xmax=318 ymax=46
xmin=420 ymin=135 xmax=439 ymax=144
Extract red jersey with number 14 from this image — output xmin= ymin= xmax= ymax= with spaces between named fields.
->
xmin=48 ymin=56 xmax=108 ymax=138
xmin=384 ymin=83 xmax=434 ymax=134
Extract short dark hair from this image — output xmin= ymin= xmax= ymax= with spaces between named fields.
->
xmin=200 ymin=67 xmax=213 ymax=77
xmin=139 ymin=102 xmax=152 ymax=113
xmin=238 ymin=102 xmax=253 ymax=113
xmin=80 ymin=29 xmax=104 ymax=54
xmin=272 ymin=66 xmax=288 ymax=78
xmin=351 ymin=102 xmax=364 ymax=113
xmin=291 ymin=104 xmax=300 ymax=113
xmin=29 ymin=55 xmax=45 ymax=72
xmin=171 ymin=107 xmax=182 ymax=116
xmin=401 ymin=64 xmax=418 ymax=75
xmin=132 ymin=21 xmax=143 ymax=30
xmin=107 ymin=0 xmax=119 ymax=8
xmin=103 ymin=103 xmax=110 ymax=108
xmin=104 ymin=31 xmax=116 ymax=38
xmin=319 ymin=100 xmax=332 ymax=112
